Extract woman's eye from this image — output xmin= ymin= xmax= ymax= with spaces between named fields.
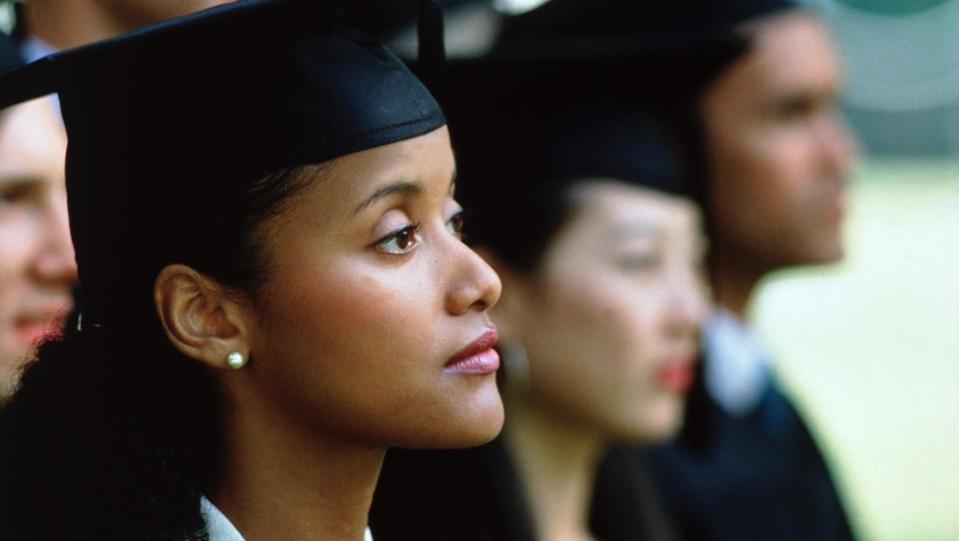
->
xmin=446 ymin=211 xmax=465 ymax=239
xmin=620 ymin=253 xmax=662 ymax=271
xmin=376 ymin=224 xmax=421 ymax=255
xmin=0 ymin=182 xmax=36 ymax=208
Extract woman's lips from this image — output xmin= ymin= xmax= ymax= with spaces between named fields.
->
xmin=14 ymin=319 xmax=61 ymax=345
xmin=13 ymin=306 xmax=71 ymax=345
xmin=445 ymin=327 xmax=499 ymax=375
xmin=656 ymin=355 xmax=697 ymax=393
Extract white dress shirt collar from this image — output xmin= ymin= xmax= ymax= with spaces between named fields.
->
xmin=200 ymin=497 xmax=245 ymax=541
xmin=200 ymin=496 xmax=375 ymax=541
xmin=702 ymin=308 xmax=772 ymax=417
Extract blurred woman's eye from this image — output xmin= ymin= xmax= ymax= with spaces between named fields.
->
xmin=446 ymin=210 xmax=465 ymax=239
xmin=619 ymin=252 xmax=663 ymax=271
xmin=0 ymin=181 xmax=38 ymax=209
xmin=376 ymin=223 xmax=421 ymax=255
xmin=773 ymin=93 xmax=825 ymax=123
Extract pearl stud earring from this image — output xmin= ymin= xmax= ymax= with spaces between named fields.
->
xmin=226 ymin=351 xmax=246 ymax=370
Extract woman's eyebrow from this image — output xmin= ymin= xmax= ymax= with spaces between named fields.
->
xmin=352 ymin=180 xmax=422 ymax=216
xmin=0 ymin=176 xmax=43 ymax=191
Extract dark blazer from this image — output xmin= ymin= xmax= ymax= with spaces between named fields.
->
xmin=636 ymin=360 xmax=855 ymax=541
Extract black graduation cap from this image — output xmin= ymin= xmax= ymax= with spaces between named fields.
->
xmin=0 ymin=32 xmax=22 ymax=77
xmin=445 ymin=23 xmax=746 ymax=196
xmin=488 ymin=0 xmax=799 ymax=102
xmin=471 ymin=0 xmax=758 ymax=114
xmin=445 ymin=39 xmax=742 ymax=268
xmin=448 ymin=67 xmax=694 ymax=199
xmin=0 ymin=0 xmax=447 ymax=326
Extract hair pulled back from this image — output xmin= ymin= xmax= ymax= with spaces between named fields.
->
xmin=0 ymin=165 xmax=320 ymax=540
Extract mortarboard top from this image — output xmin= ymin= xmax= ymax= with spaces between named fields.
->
xmin=445 ymin=29 xmax=746 ymax=202
xmin=444 ymin=45 xmax=739 ymax=269
xmin=463 ymin=0 xmax=758 ymax=117
xmin=447 ymin=67 xmax=693 ymax=200
xmin=0 ymin=0 xmax=447 ymax=326
xmin=492 ymin=0 xmax=801 ymax=97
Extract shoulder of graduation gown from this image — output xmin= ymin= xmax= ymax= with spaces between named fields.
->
xmin=202 ymin=497 xmax=374 ymax=541
xmin=640 ymin=352 xmax=856 ymax=541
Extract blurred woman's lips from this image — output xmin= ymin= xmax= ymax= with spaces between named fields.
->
xmin=14 ymin=321 xmax=53 ymax=344
xmin=655 ymin=353 xmax=697 ymax=393
xmin=14 ymin=302 xmax=73 ymax=344
xmin=445 ymin=327 xmax=500 ymax=375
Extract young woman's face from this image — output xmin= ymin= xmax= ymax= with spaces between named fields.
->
xmin=243 ymin=126 xmax=504 ymax=449
xmin=0 ymin=98 xmax=76 ymax=400
xmin=507 ymin=181 xmax=708 ymax=442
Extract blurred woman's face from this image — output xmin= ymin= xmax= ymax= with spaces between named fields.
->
xmin=506 ymin=181 xmax=708 ymax=442
xmin=241 ymin=126 xmax=504 ymax=449
xmin=0 ymin=98 xmax=76 ymax=400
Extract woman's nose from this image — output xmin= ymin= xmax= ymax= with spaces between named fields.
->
xmin=445 ymin=241 xmax=502 ymax=316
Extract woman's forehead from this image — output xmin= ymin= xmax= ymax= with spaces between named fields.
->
xmin=277 ymin=128 xmax=455 ymax=223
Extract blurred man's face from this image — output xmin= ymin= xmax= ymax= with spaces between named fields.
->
xmin=702 ymin=12 xmax=857 ymax=273
xmin=0 ymin=98 xmax=75 ymax=400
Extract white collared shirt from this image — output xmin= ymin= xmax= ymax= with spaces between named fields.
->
xmin=702 ymin=308 xmax=772 ymax=417
xmin=200 ymin=497 xmax=246 ymax=541
xmin=200 ymin=497 xmax=374 ymax=541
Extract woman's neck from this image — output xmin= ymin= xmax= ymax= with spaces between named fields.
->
xmin=505 ymin=398 xmax=604 ymax=541
xmin=211 ymin=389 xmax=384 ymax=541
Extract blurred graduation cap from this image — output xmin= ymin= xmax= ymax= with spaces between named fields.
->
xmin=450 ymin=0 xmax=765 ymax=120
xmin=446 ymin=30 xmax=746 ymax=268
xmin=446 ymin=14 xmax=749 ymax=193
xmin=485 ymin=0 xmax=801 ymax=102
xmin=0 ymin=0 xmax=447 ymax=326
xmin=447 ymin=65 xmax=700 ymax=200
xmin=462 ymin=0 xmax=800 ymax=259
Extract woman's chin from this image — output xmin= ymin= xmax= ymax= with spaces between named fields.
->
xmin=395 ymin=382 xmax=504 ymax=450
xmin=606 ymin=399 xmax=686 ymax=445
xmin=457 ymin=393 xmax=505 ymax=447
xmin=444 ymin=390 xmax=505 ymax=449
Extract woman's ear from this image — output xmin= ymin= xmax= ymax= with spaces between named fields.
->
xmin=154 ymin=264 xmax=253 ymax=371
xmin=471 ymin=247 xmax=532 ymax=343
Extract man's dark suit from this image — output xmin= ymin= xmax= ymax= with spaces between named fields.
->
xmin=640 ymin=361 xmax=855 ymax=540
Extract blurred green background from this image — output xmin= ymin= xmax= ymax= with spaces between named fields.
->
xmin=752 ymin=160 xmax=959 ymax=541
